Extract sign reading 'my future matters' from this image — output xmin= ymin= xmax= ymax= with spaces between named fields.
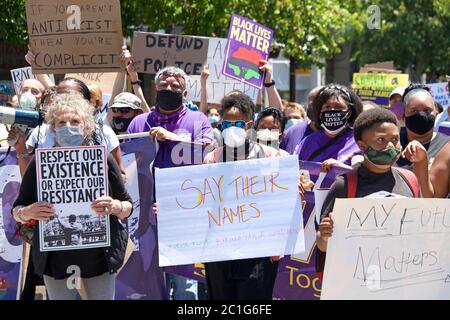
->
xmin=155 ymin=155 xmax=305 ymax=267
xmin=25 ymin=0 xmax=123 ymax=74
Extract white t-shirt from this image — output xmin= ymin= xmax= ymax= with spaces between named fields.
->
xmin=26 ymin=122 xmax=119 ymax=152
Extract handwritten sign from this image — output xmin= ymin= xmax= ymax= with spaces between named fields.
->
xmin=10 ymin=66 xmax=54 ymax=95
xmin=321 ymin=198 xmax=450 ymax=300
xmin=186 ymin=37 xmax=259 ymax=104
xmin=155 ymin=155 xmax=305 ymax=266
xmin=25 ymin=0 xmax=123 ymax=74
xmin=427 ymin=82 xmax=450 ymax=109
xmin=223 ymin=14 xmax=274 ymax=89
xmin=64 ymin=72 xmax=118 ymax=95
xmin=353 ymin=73 xmax=409 ymax=108
xmin=132 ymin=32 xmax=208 ymax=76
xmin=36 ymin=146 xmax=110 ymax=252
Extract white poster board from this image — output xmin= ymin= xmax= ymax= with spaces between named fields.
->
xmin=10 ymin=67 xmax=54 ymax=95
xmin=36 ymin=146 xmax=110 ymax=252
xmin=186 ymin=37 xmax=259 ymax=104
xmin=155 ymin=155 xmax=305 ymax=266
xmin=321 ymin=198 xmax=450 ymax=300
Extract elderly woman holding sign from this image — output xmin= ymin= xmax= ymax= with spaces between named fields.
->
xmin=11 ymin=93 xmax=133 ymax=300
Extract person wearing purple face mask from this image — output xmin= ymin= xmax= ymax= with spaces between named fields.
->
xmin=389 ymin=87 xmax=406 ymax=127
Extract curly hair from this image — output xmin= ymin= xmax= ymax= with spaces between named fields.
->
xmin=353 ymin=107 xmax=399 ymax=142
xmin=45 ymin=92 xmax=95 ymax=133
xmin=312 ymin=83 xmax=363 ymax=128
xmin=220 ymin=91 xmax=255 ymax=121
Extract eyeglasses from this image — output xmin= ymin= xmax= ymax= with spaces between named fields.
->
xmin=111 ymin=107 xmax=133 ymax=113
xmin=219 ymin=120 xmax=247 ymax=131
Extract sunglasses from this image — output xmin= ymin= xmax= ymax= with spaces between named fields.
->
xmin=219 ymin=120 xmax=247 ymax=131
xmin=111 ymin=107 xmax=133 ymax=113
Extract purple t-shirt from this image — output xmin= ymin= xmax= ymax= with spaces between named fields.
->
xmin=127 ymin=105 xmax=213 ymax=168
xmin=280 ymin=121 xmax=314 ymax=154
xmin=294 ymin=128 xmax=361 ymax=165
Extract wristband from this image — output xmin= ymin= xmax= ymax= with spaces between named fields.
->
xmin=130 ymin=79 xmax=142 ymax=86
xmin=16 ymin=152 xmax=31 ymax=159
xmin=263 ymin=80 xmax=275 ymax=88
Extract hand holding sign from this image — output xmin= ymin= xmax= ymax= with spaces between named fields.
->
xmin=91 ymin=196 xmax=121 ymax=217
xmin=20 ymin=202 xmax=55 ymax=222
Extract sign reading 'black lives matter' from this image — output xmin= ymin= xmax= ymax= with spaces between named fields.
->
xmin=36 ymin=146 xmax=110 ymax=252
xmin=25 ymin=0 xmax=123 ymax=74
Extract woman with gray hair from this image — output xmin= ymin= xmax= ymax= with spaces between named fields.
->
xmin=11 ymin=93 xmax=133 ymax=300
xmin=397 ymin=83 xmax=450 ymax=169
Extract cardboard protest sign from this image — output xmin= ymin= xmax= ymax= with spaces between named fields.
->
xmin=353 ymin=73 xmax=409 ymax=108
xmin=25 ymin=0 xmax=123 ymax=74
xmin=155 ymin=155 xmax=305 ymax=267
xmin=64 ymin=72 xmax=119 ymax=95
xmin=321 ymin=198 xmax=450 ymax=300
xmin=36 ymin=146 xmax=110 ymax=252
xmin=185 ymin=37 xmax=259 ymax=104
xmin=10 ymin=67 xmax=54 ymax=95
xmin=132 ymin=32 xmax=208 ymax=76
xmin=223 ymin=14 xmax=274 ymax=90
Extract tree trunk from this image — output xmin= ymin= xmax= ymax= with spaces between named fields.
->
xmin=289 ymin=56 xmax=296 ymax=102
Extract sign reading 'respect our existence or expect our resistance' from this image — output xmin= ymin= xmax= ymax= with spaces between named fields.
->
xmin=36 ymin=146 xmax=110 ymax=252
xmin=223 ymin=14 xmax=274 ymax=90
xmin=155 ymin=155 xmax=305 ymax=267
xmin=25 ymin=0 xmax=123 ymax=74
xmin=321 ymin=198 xmax=450 ymax=300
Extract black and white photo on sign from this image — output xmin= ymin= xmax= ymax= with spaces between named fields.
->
xmin=36 ymin=146 xmax=110 ymax=252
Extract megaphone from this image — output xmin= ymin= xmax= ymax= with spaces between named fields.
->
xmin=0 ymin=105 xmax=43 ymax=127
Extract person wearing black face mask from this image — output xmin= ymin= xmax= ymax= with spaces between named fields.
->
xmin=397 ymin=84 xmax=450 ymax=170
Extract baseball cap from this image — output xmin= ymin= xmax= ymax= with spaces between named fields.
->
xmin=110 ymin=92 xmax=142 ymax=110
xmin=389 ymin=87 xmax=406 ymax=100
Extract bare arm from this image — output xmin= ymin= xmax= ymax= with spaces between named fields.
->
xmin=260 ymin=60 xmax=283 ymax=110
xmin=126 ymin=60 xmax=150 ymax=113
xmin=429 ymin=143 xmax=450 ymax=198
xmin=200 ymin=65 xmax=210 ymax=113
xmin=402 ymin=141 xmax=434 ymax=198
xmin=25 ymin=46 xmax=55 ymax=88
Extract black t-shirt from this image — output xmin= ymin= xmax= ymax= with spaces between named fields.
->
xmin=316 ymin=165 xmax=415 ymax=273
xmin=397 ymin=127 xmax=450 ymax=169
xmin=13 ymin=154 xmax=132 ymax=279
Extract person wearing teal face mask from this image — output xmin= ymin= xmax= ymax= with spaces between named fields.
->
xmin=315 ymin=108 xmax=420 ymax=280
xmin=12 ymin=92 xmax=133 ymax=300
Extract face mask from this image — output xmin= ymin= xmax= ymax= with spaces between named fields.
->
xmin=55 ymin=125 xmax=85 ymax=147
xmin=156 ymin=90 xmax=183 ymax=111
xmin=112 ymin=117 xmax=134 ymax=134
xmin=320 ymin=110 xmax=349 ymax=135
xmin=405 ymin=111 xmax=436 ymax=135
xmin=285 ymin=119 xmax=303 ymax=130
xmin=364 ymin=146 xmax=402 ymax=169
xmin=222 ymin=126 xmax=247 ymax=148
xmin=19 ymin=91 xmax=37 ymax=109
xmin=208 ymin=115 xmax=220 ymax=124
xmin=390 ymin=102 xmax=405 ymax=119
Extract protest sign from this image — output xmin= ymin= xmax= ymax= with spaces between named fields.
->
xmin=132 ymin=32 xmax=208 ymax=76
xmin=36 ymin=146 xmax=110 ymax=252
xmin=223 ymin=14 xmax=274 ymax=89
xmin=353 ymin=73 xmax=409 ymax=108
xmin=25 ymin=0 xmax=123 ymax=74
xmin=0 ymin=149 xmax=23 ymax=300
xmin=155 ymin=155 xmax=304 ymax=267
xmin=65 ymin=72 xmax=119 ymax=95
xmin=10 ymin=67 xmax=54 ymax=95
xmin=185 ymin=37 xmax=259 ymax=104
xmin=321 ymin=198 xmax=450 ymax=300
xmin=427 ymin=82 xmax=450 ymax=109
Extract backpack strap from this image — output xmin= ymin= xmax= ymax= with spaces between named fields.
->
xmin=392 ymin=167 xmax=420 ymax=198
xmin=346 ymin=169 xmax=359 ymax=198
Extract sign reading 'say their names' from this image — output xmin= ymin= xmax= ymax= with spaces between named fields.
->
xmin=36 ymin=146 xmax=110 ymax=252
xmin=25 ymin=0 xmax=123 ymax=74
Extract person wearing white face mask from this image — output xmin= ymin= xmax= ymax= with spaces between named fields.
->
xmin=254 ymin=107 xmax=289 ymax=153
xmin=12 ymin=93 xmax=133 ymax=300
xmin=202 ymin=92 xmax=286 ymax=300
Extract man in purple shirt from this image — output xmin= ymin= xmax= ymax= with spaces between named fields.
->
xmin=127 ymin=66 xmax=213 ymax=169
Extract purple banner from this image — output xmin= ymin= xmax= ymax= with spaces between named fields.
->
xmin=115 ymin=138 xmax=165 ymax=300
xmin=0 ymin=149 xmax=23 ymax=300
xmin=223 ymin=13 xmax=274 ymax=89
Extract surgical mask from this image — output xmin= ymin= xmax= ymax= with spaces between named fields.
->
xmin=285 ymin=119 xmax=303 ymax=130
xmin=112 ymin=117 xmax=133 ymax=134
xmin=208 ymin=115 xmax=220 ymax=124
xmin=222 ymin=126 xmax=247 ymax=148
xmin=405 ymin=111 xmax=436 ymax=135
xmin=55 ymin=125 xmax=85 ymax=147
xmin=320 ymin=110 xmax=349 ymax=135
xmin=364 ymin=146 xmax=402 ymax=169
xmin=156 ymin=90 xmax=183 ymax=111
xmin=19 ymin=91 xmax=37 ymax=110
xmin=390 ymin=102 xmax=405 ymax=119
